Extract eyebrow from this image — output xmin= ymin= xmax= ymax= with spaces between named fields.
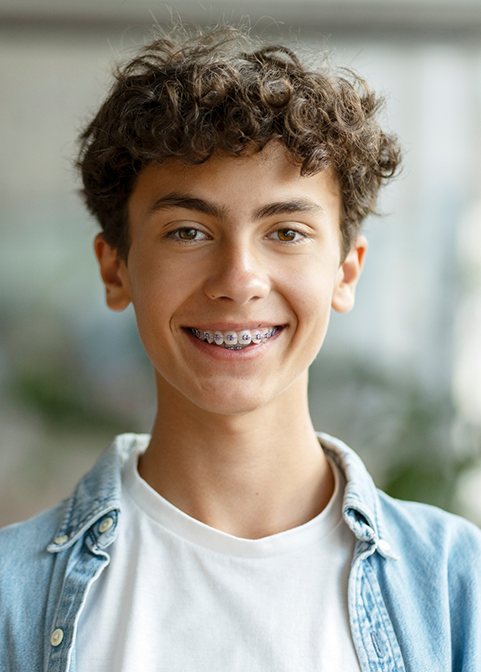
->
xmin=149 ymin=192 xmax=324 ymax=220
xmin=150 ymin=193 xmax=228 ymax=219
xmin=253 ymin=199 xmax=324 ymax=220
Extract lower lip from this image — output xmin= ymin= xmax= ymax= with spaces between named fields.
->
xmin=183 ymin=328 xmax=283 ymax=360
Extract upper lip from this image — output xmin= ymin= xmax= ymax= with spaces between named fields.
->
xmin=183 ymin=323 xmax=284 ymax=331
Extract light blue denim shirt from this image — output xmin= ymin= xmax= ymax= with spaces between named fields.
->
xmin=1 ymin=432 xmax=481 ymax=671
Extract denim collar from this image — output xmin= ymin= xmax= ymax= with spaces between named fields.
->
xmin=47 ymin=432 xmax=398 ymax=560
xmin=319 ymin=432 xmax=398 ymax=559
xmin=46 ymin=434 xmax=148 ymax=554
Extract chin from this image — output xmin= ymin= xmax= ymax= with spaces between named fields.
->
xmin=188 ymin=385 xmax=274 ymax=417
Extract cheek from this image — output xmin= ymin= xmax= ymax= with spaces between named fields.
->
xmin=129 ymin=251 xmax=190 ymax=311
xmin=282 ymin=266 xmax=338 ymax=370
xmin=287 ymin=263 xmax=337 ymax=328
xmin=126 ymin=260 xmax=177 ymax=343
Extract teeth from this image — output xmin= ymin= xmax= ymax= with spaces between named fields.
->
xmin=224 ymin=331 xmax=238 ymax=345
xmin=191 ymin=327 xmax=278 ymax=348
xmin=251 ymin=330 xmax=263 ymax=344
xmin=238 ymin=330 xmax=252 ymax=345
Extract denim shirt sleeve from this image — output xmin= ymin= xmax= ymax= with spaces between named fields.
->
xmin=1 ymin=432 xmax=481 ymax=672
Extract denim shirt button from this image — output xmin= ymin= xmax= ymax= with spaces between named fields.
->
xmin=54 ymin=535 xmax=69 ymax=545
xmin=378 ymin=539 xmax=391 ymax=552
xmin=99 ymin=517 xmax=114 ymax=534
xmin=50 ymin=629 xmax=64 ymax=647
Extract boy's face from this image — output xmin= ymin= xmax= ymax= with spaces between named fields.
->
xmin=96 ymin=142 xmax=366 ymax=416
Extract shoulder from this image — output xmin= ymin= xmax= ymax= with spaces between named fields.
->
xmin=0 ymin=431 xmax=145 ymax=572
xmin=373 ymin=492 xmax=481 ymax=668
xmin=377 ymin=490 xmax=481 ymax=590
xmin=0 ymin=504 xmax=67 ymax=659
xmin=378 ymin=489 xmax=481 ymax=551
xmin=0 ymin=502 xmax=66 ymax=579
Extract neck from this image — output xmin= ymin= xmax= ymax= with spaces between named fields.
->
xmin=138 ymin=373 xmax=334 ymax=539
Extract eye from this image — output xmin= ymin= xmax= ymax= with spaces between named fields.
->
xmin=268 ymin=228 xmax=306 ymax=243
xmin=178 ymin=227 xmax=199 ymax=240
xmin=167 ymin=226 xmax=210 ymax=242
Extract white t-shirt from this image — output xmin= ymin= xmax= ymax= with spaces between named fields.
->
xmin=77 ymin=442 xmax=361 ymax=671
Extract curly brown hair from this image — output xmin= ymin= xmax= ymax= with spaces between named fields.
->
xmin=78 ymin=26 xmax=401 ymax=261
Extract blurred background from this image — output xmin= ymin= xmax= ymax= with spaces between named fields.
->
xmin=1 ymin=0 xmax=481 ymax=527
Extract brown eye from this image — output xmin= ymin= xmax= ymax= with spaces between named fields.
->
xmin=277 ymin=229 xmax=296 ymax=242
xmin=178 ymin=228 xmax=197 ymax=240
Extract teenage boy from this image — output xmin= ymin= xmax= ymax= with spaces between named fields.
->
xmin=1 ymin=27 xmax=481 ymax=672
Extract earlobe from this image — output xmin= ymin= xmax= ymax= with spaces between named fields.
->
xmin=331 ymin=235 xmax=368 ymax=313
xmin=94 ymin=233 xmax=132 ymax=311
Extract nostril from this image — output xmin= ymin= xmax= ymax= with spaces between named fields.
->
xmin=202 ymin=260 xmax=270 ymax=304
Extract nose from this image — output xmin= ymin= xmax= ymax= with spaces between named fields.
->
xmin=203 ymin=240 xmax=270 ymax=304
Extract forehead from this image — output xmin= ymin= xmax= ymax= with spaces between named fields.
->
xmin=128 ymin=142 xmax=341 ymax=226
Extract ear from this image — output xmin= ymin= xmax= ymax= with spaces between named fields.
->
xmin=94 ymin=233 xmax=132 ymax=311
xmin=331 ymin=235 xmax=368 ymax=313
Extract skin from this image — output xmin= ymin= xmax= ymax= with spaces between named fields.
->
xmin=95 ymin=142 xmax=367 ymax=539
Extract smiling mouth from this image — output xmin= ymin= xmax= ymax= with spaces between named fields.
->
xmin=188 ymin=326 xmax=280 ymax=350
